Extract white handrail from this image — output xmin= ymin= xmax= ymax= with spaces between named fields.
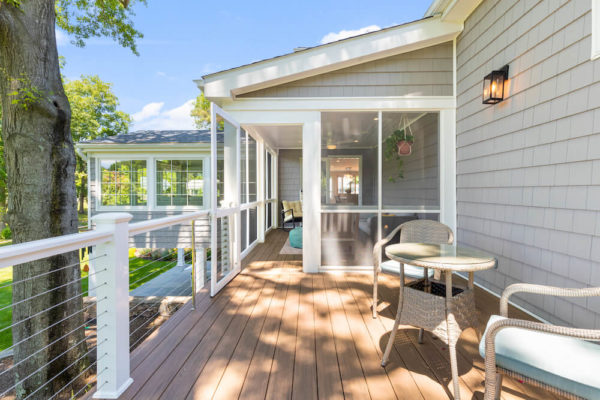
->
xmin=0 ymin=228 xmax=114 ymax=269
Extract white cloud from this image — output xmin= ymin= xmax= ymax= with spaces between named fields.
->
xmin=131 ymin=99 xmax=196 ymax=131
xmin=56 ymin=29 xmax=68 ymax=46
xmin=320 ymin=25 xmax=381 ymax=44
xmin=132 ymin=102 xmax=164 ymax=122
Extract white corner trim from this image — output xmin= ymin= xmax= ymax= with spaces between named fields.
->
xmin=203 ymin=18 xmax=462 ymax=99
xmin=593 ymin=0 xmax=600 ymax=60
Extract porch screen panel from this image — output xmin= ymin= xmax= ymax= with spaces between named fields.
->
xmin=248 ymin=135 xmax=258 ymax=202
xmin=249 ymin=207 xmax=258 ymax=245
xmin=240 ymin=130 xmax=248 ymax=203
xmin=321 ymin=112 xmax=378 ymax=208
xmin=321 ymin=212 xmax=376 ymax=267
xmin=382 ymin=112 xmax=440 ymax=209
xmin=241 ymin=209 xmax=248 ymax=252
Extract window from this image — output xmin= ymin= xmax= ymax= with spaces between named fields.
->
xmin=156 ymin=159 xmax=204 ymax=207
xmin=100 ymin=160 xmax=147 ymax=206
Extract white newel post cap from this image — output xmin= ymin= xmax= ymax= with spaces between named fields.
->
xmin=92 ymin=212 xmax=133 ymax=226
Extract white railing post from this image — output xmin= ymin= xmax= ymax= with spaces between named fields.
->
xmin=92 ymin=212 xmax=133 ymax=399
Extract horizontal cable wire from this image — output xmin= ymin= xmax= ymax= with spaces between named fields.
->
xmin=2 ymin=331 xmax=105 ymax=398
xmin=128 ymin=259 xmax=181 ymax=289
xmin=127 ymin=250 xmax=180 ymax=275
xmin=48 ymin=355 xmax=107 ymax=400
xmin=0 ymin=310 xmax=108 ymax=380
xmin=3 ymin=297 xmax=107 ymax=352
xmin=129 ymin=278 xmax=191 ymax=348
xmin=0 ymin=253 xmax=107 ymax=291
xmin=0 ymin=282 xmax=107 ymax=334
xmin=0 ymin=268 xmax=108 ymax=313
xmin=22 ymin=339 xmax=107 ymax=400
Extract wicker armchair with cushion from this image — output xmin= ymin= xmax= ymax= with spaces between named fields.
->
xmin=372 ymin=219 xmax=454 ymax=334
xmin=481 ymin=283 xmax=600 ymax=400
xmin=280 ymin=200 xmax=302 ymax=230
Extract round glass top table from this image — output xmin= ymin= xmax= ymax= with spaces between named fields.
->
xmin=382 ymin=243 xmax=497 ymax=400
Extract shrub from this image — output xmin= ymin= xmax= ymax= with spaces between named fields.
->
xmin=1 ymin=226 xmax=11 ymax=240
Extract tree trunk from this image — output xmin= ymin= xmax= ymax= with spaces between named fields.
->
xmin=0 ymin=1 xmax=88 ymax=399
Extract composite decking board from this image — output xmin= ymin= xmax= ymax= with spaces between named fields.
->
xmin=292 ymin=275 xmax=318 ymax=400
xmin=331 ymin=274 xmax=398 ymax=400
xmin=264 ymin=273 xmax=302 ymax=400
xmin=344 ymin=274 xmax=426 ymax=400
xmin=312 ymin=274 xmax=344 ymax=400
xmin=123 ymin=284 xmax=232 ymax=398
xmin=158 ymin=276 xmax=266 ymax=400
xmin=323 ymin=273 xmax=372 ymax=399
xmin=129 ymin=274 xmax=259 ymax=400
xmin=84 ymin=229 xmax=570 ymax=400
xmin=185 ymin=275 xmax=278 ymax=400
xmin=237 ymin=267 xmax=291 ymax=400
xmin=213 ymin=272 xmax=289 ymax=400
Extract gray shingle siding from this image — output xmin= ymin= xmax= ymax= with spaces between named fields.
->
xmin=240 ymin=42 xmax=453 ymax=98
xmin=456 ymin=0 xmax=600 ymax=327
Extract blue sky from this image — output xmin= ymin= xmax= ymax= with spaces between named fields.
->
xmin=58 ymin=1 xmax=430 ymax=131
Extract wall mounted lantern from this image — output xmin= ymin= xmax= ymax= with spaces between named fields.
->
xmin=482 ymin=65 xmax=509 ymax=104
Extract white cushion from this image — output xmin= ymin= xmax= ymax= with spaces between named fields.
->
xmin=380 ymin=260 xmax=433 ymax=279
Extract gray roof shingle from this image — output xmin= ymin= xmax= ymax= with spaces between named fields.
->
xmin=79 ymin=130 xmax=221 ymax=144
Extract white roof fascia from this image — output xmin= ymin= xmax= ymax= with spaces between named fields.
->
xmin=425 ymin=0 xmax=483 ymax=22
xmin=202 ymin=17 xmax=462 ymax=100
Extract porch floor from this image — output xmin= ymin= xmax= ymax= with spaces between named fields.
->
xmin=112 ymin=229 xmax=563 ymax=400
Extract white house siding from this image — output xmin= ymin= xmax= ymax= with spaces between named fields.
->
xmin=456 ymin=0 xmax=600 ymax=328
xmin=239 ymin=42 xmax=453 ymax=98
xmin=89 ymin=157 xmax=211 ymax=249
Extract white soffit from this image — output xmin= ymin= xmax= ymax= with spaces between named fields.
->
xmin=201 ymin=17 xmax=462 ymax=99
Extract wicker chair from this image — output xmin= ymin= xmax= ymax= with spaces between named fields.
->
xmin=372 ymin=220 xmax=454 ymax=331
xmin=482 ymin=283 xmax=600 ymax=400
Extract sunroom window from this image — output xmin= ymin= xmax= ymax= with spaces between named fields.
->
xmin=156 ymin=159 xmax=204 ymax=207
xmin=100 ymin=160 xmax=147 ymax=206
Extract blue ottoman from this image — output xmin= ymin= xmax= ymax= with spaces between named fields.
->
xmin=289 ymin=227 xmax=302 ymax=249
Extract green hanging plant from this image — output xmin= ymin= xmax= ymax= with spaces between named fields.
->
xmin=383 ymin=128 xmax=414 ymax=183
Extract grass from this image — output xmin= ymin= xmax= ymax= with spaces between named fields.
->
xmin=0 ymin=248 xmax=177 ymax=352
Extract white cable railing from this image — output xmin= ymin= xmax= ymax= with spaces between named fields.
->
xmin=0 ymin=210 xmax=208 ymax=399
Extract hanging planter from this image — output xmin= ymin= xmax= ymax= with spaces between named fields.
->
xmin=391 ymin=129 xmax=414 ymax=156
xmin=383 ymin=116 xmax=416 ymax=183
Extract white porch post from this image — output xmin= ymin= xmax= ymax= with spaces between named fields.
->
xmin=440 ymin=109 xmax=457 ymax=237
xmin=257 ymin=139 xmax=266 ymax=242
xmin=92 ymin=212 xmax=133 ymax=399
xmin=302 ymin=112 xmax=321 ymax=273
xmin=176 ymin=247 xmax=187 ymax=267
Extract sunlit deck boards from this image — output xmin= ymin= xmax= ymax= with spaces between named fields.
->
xmin=107 ymin=229 xmax=563 ymax=400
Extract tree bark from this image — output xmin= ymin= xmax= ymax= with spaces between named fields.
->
xmin=0 ymin=1 xmax=88 ymax=399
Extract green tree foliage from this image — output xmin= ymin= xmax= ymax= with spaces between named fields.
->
xmin=190 ymin=92 xmax=210 ymax=128
xmin=64 ymin=75 xmax=131 ymax=213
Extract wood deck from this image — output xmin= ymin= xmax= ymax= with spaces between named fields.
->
xmin=105 ymin=229 xmax=563 ymax=400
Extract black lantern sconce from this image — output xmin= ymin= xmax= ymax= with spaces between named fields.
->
xmin=482 ymin=65 xmax=509 ymax=104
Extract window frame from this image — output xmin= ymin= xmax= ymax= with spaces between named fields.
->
xmin=96 ymin=156 xmax=149 ymax=211
xmin=152 ymin=155 xmax=211 ymax=211
xmin=95 ymin=154 xmax=211 ymax=212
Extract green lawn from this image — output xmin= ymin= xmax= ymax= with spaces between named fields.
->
xmin=0 ymin=249 xmax=176 ymax=352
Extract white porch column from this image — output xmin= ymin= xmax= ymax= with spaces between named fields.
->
xmin=257 ymin=139 xmax=266 ymax=242
xmin=302 ymin=112 xmax=321 ymax=273
xmin=176 ymin=247 xmax=187 ymax=267
xmin=440 ymin=109 xmax=457 ymax=238
xmin=92 ymin=212 xmax=133 ymax=399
